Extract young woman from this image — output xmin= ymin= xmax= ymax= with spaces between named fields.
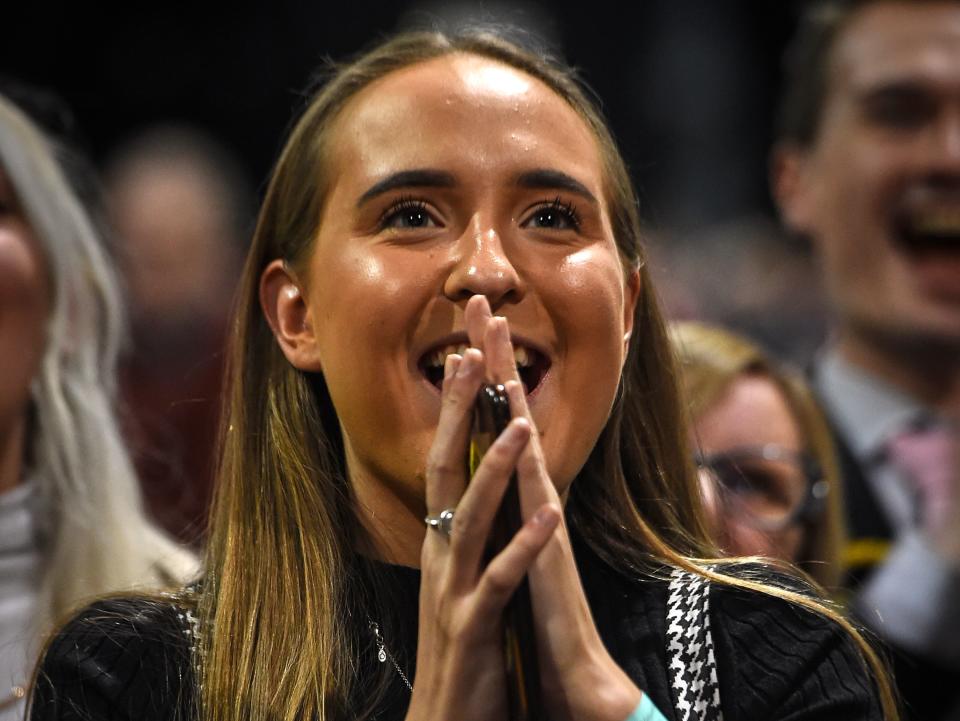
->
xmin=0 ymin=95 xmax=197 ymax=720
xmin=670 ymin=321 xmax=846 ymax=590
xmin=32 ymin=31 xmax=896 ymax=721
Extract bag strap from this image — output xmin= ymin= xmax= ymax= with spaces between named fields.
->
xmin=666 ymin=567 xmax=724 ymax=721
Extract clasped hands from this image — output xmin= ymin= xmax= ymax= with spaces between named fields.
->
xmin=406 ymin=295 xmax=643 ymax=721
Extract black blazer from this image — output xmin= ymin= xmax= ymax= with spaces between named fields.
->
xmin=829 ymin=417 xmax=960 ymax=721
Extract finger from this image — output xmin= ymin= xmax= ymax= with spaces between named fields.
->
xmin=504 ymin=378 xmax=532 ymax=424
xmin=444 ymin=352 xmax=462 ymax=382
xmin=484 ymin=316 xmax=522 ymax=386
xmin=500 ymin=384 xmax=585 ymax=635
xmin=449 ymin=417 xmax=531 ymax=579
xmin=465 ymin=294 xmax=493 ymax=350
xmin=504 ymin=379 xmax=546 ymax=470
xmin=474 ymin=503 xmax=561 ymax=615
xmin=425 ymin=348 xmax=486 ymax=513
xmin=503 ymin=380 xmax=561 ymax=515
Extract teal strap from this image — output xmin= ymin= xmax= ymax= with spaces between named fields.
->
xmin=624 ymin=694 xmax=668 ymax=721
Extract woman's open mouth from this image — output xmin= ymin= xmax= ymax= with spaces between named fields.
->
xmin=417 ymin=341 xmax=552 ymax=395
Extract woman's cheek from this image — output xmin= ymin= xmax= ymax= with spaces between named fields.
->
xmin=556 ymin=249 xmax=628 ymax=322
xmin=773 ymin=526 xmax=806 ymax=564
xmin=0 ymin=228 xmax=48 ymax=426
xmin=314 ymin=247 xmax=418 ymax=365
xmin=558 ymin=247 xmax=623 ymax=290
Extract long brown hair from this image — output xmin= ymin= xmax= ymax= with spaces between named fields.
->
xmin=197 ymin=30 xmax=898 ymax=721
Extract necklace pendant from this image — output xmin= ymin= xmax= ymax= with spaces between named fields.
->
xmin=371 ymin=621 xmax=388 ymax=663
xmin=368 ymin=618 xmax=414 ymax=693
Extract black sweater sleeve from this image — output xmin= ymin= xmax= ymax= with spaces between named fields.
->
xmin=711 ymin=579 xmax=886 ymax=721
xmin=29 ymin=598 xmax=195 ymax=721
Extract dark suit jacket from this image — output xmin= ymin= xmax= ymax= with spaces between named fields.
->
xmin=831 ymin=422 xmax=960 ymax=721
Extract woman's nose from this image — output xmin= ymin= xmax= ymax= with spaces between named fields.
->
xmin=443 ymin=226 xmax=524 ymax=311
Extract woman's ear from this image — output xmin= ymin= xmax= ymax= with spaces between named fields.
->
xmin=259 ymin=259 xmax=324 ymax=372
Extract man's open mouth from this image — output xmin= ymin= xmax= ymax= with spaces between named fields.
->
xmin=894 ymin=207 xmax=960 ymax=259
xmin=417 ymin=341 xmax=551 ymax=394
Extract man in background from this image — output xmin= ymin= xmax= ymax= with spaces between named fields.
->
xmin=772 ymin=1 xmax=960 ymax=718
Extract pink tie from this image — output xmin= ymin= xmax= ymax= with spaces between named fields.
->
xmin=886 ymin=425 xmax=958 ymax=534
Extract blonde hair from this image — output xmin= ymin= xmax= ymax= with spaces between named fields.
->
xmin=198 ymin=30 xmax=898 ymax=721
xmin=0 ymin=95 xmax=197 ymax=626
xmin=669 ymin=320 xmax=847 ymax=590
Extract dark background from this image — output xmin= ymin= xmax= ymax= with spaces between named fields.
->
xmin=2 ymin=1 xmax=801 ymax=230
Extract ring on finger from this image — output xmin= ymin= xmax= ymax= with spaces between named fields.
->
xmin=424 ymin=508 xmax=456 ymax=537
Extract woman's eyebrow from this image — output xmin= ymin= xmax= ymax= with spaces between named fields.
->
xmin=354 ymin=167 xmax=598 ymax=208
xmin=516 ymin=169 xmax=598 ymax=206
xmin=356 ymin=169 xmax=456 ymax=207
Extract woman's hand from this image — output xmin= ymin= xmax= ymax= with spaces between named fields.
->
xmin=407 ymin=343 xmax=562 ymax=721
xmin=462 ymin=294 xmax=644 ymax=721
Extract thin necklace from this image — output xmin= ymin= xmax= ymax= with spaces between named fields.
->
xmin=370 ymin=621 xmax=413 ymax=692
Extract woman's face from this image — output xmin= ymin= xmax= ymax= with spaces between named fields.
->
xmin=294 ymin=54 xmax=638 ymax=510
xmin=693 ymin=374 xmax=807 ymax=562
xmin=0 ymin=167 xmax=49 ymax=471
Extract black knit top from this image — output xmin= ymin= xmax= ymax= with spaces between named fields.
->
xmin=30 ymin=543 xmax=885 ymax=720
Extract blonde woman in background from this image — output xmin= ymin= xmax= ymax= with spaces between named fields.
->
xmin=670 ymin=320 xmax=846 ymax=591
xmin=0 ymin=95 xmax=197 ymax=719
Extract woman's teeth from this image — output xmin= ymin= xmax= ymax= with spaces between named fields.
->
xmin=424 ymin=344 xmax=469 ymax=369
xmin=513 ymin=345 xmax=532 ymax=367
xmin=419 ymin=341 xmax=548 ymax=393
xmin=423 ymin=343 xmax=536 ymax=371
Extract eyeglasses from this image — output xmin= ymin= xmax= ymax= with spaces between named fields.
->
xmin=695 ymin=444 xmax=829 ymax=532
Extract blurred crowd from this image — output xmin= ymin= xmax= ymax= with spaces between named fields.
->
xmin=1 ymin=1 xmax=958 ymax=720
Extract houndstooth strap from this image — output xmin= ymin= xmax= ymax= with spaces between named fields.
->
xmin=666 ymin=567 xmax=724 ymax=721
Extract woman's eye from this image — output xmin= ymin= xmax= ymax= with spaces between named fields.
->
xmin=379 ymin=200 xmax=438 ymax=230
xmin=522 ymin=199 xmax=581 ymax=231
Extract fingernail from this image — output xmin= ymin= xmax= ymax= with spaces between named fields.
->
xmin=504 ymin=380 xmax=527 ymax=411
xmin=505 ymin=417 xmax=530 ymax=442
xmin=457 ymin=348 xmax=480 ymax=378
xmin=533 ymin=504 xmax=558 ymax=527
xmin=444 ymin=353 xmax=461 ymax=380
